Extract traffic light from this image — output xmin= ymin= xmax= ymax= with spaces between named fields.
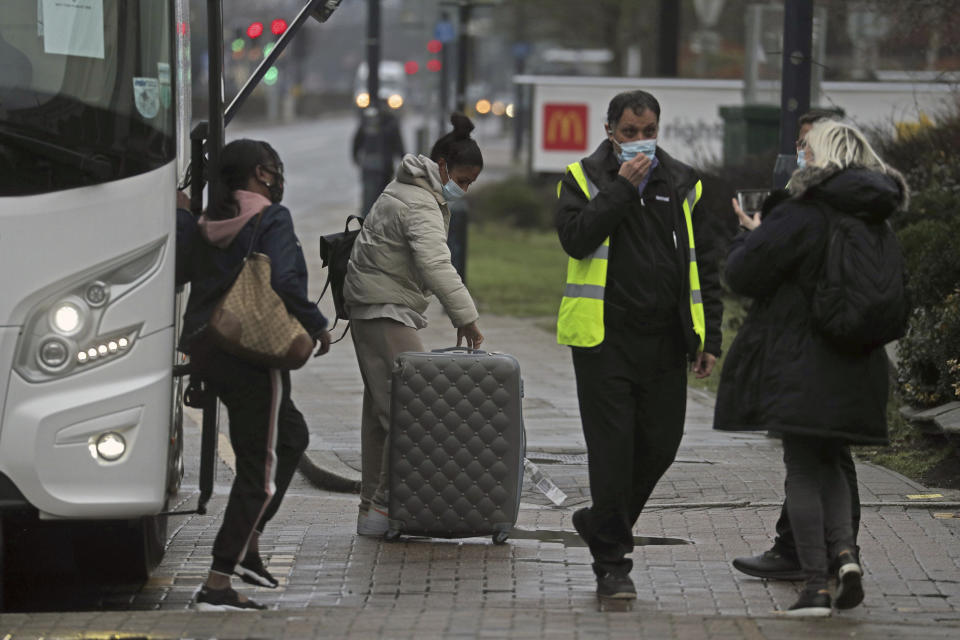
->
xmin=427 ymin=39 xmax=443 ymax=54
xmin=427 ymin=59 xmax=442 ymax=72
xmin=404 ymin=61 xmax=419 ymax=75
xmin=246 ymin=21 xmax=264 ymax=39
xmin=271 ymin=19 xmax=288 ymax=35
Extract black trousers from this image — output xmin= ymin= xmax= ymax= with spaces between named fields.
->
xmin=571 ymin=327 xmax=687 ymax=576
xmin=781 ymin=435 xmax=857 ymax=586
xmin=773 ymin=444 xmax=860 ymax=557
xmin=198 ymin=347 xmax=309 ymax=576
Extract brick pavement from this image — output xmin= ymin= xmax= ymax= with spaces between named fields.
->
xmin=4 ymin=309 xmax=960 ymax=639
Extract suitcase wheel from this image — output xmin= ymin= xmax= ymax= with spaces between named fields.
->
xmin=385 ymin=528 xmax=402 ymax=542
xmin=492 ymin=531 xmax=509 ymax=545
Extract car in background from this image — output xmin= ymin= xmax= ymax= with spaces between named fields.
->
xmin=354 ymin=60 xmax=406 ymax=110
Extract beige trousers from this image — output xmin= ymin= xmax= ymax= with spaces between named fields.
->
xmin=350 ymin=318 xmax=425 ymax=510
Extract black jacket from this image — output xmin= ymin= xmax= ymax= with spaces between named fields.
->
xmin=713 ymin=165 xmax=909 ymax=444
xmin=556 ymin=140 xmax=723 ymax=358
xmin=177 ymin=204 xmax=328 ymax=355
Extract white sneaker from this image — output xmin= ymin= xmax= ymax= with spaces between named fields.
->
xmin=357 ymin=503 xmax=389 ymax=536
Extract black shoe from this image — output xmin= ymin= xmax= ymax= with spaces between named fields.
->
xmin=235 ymin=554 xmax=279 ymax=588
xmin=834 ymin=555 xmax=864 ymax=610
xmin=596 ymin=572 xmax=636 ymax=600
xmin=192 ymin=585 xmax=267 ymax=611
xmin=733 ymin=549 xmax=805 ymax=581
xmin=781 ymin=586 xmax=831 ymax=617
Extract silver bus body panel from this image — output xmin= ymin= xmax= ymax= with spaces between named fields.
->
xmin=0 ymin=163 xmax=177 ymax=518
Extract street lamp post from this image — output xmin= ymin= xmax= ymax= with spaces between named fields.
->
xmin=438 ymin=0 xmax=499 ymax=283
xmin=454 ymin=1 xmax=471 ymax=113
xmin=360 ymin=0 xmax=385 ymax=216
xmin=773 ymin=0 xmax=813 ymax=188
xmin=436 ymin=11 xmax=453 ymax=137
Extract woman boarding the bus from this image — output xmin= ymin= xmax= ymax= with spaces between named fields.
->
xmin=344 ymin=113 xmax=484 ymax=537
xmin=178 ymin=139 xmax=331 ymax=610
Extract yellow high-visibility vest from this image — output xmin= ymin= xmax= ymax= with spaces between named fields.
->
xmin=556 ymin=161 xmax=706 ymax=349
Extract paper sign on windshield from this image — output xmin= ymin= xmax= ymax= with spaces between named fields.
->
xmin=42 ymin=0 xmax=105 ymax=59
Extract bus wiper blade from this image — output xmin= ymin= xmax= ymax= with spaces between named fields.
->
xmin=0 ymin=127 xmax=113 ymax=180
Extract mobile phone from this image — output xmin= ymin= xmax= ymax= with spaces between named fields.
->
xmin=736 ymin=189 xmax=770 ymax=218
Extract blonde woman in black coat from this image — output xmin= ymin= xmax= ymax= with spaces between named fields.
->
xmin=714 ymin=121 xmax=909 ymax=616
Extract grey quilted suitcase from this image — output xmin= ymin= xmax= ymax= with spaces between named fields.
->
xmin=386 ymin=348 xmax=525 ymax=544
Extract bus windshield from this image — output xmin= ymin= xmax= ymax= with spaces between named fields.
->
xmin=0 ymin=0 xmax=175 ymax=196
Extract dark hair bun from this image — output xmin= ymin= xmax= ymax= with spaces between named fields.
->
xmin=450 ymin=112 xmax=474 ymax=139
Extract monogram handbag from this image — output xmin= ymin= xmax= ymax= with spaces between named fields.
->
xmin=208 ymin=209 xmax=314 ymax=369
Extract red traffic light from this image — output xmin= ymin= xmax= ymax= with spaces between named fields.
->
xmin=427 ymin=59 xmax=442 ymax=72
xmin=246 ymin=21 xmax=264 ymax=39
xmin=271 ymin=19 xmax=288 ymax=35
xmin=427 ymin=39 xmax=443 ymax=54
xmin=404 ymin=61 xmax=420 ymax=75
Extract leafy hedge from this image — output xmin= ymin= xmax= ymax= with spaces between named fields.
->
xmin=879 ymin=112 xmax=960 ymax=408
xmin=467 ymin=175 xmax=556 ymax=230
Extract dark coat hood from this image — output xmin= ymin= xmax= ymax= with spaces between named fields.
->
xmin=788 ymin=164 xmax=909 ymax=223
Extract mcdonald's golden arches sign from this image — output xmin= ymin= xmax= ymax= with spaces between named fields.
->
xmin=543 ymin=104 xmax=588 ymax=151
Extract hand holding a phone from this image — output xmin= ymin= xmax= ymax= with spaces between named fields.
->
xmin=732 ymin=196 xmax=762 ymax=231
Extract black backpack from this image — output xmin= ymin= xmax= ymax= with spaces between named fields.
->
xmin=810 ymin=212 xmax=909 ymax=352
xmin=319 ymin=214 xmax=363 ymax=322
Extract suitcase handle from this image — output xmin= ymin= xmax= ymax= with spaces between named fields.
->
xmin=431 ymin=347 xmax=487 ymax=355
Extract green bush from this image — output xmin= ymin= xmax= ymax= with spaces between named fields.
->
xmin=867 ymin=108 xmax=960 ymax=409
xmin=897 ymin=289 xmax=960 ymax=407
xmin=468 ymin=175 xmax=554 ymax=229
xmin=897 ymin=218 xmax=960 ymax=310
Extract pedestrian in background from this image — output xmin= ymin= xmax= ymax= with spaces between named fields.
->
xmin=344 ymin=113 xmax=484 ymax=537
xmin=352 ymin=100 xmax=406 ymax=214
xmin=731 ymin=109 xmax=865 ymax=584
xmin=715 ymin=121 xmax=909 ymax=616
xmin=178 ymin=139 xmax=331 ymax=610
xmin=555 ymin=90 xmax=724 ymax=601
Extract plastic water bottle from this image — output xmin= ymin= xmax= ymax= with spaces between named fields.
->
xmin=523 ymin=458 xmax=567 ymax=506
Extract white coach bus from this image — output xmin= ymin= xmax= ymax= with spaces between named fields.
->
xmin=0 ymin=0 xmax=189 ymax=592
xmin=0 ymin=0 xmax=341 ymax=610
xmin=0 ymin=0 xmax=341 ymax=604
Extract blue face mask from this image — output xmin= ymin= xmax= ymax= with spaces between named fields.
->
xmin=617 ymin=138 xmax=657 ymax=164
xmin=442 ymin=179 xmax=466 ymax=201
xmin=797 ymin=149 xmax=807 ymax=169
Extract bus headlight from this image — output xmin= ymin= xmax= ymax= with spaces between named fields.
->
xmin=94 ymin=431 xmax=126 ymax=461
xmin=51 ymin=301 xmax=84 ymax=335
xmin=14 ymin=239 xmax=164 ymax=383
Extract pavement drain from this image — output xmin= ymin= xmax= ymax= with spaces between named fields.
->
xmin=509 ymin=526 xmax=691 ymax=547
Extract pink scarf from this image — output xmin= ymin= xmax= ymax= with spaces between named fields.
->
xmin=199 ymin=190 xmax=273 ymax=248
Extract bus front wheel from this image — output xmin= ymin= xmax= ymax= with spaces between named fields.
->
xmin=73 ymin=515 xmax=167 ymax=583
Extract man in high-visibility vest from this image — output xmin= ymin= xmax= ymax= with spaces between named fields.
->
xmin=556 ymin=90 xmax=723 ymax=601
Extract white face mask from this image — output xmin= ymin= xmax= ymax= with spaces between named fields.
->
xmin=442 ymin=179 xmax=466 ymax=200
xmin=617 ymin=138 xmax=657 ymax=164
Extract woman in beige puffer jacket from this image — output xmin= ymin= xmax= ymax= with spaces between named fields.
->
xmin=344 ymin=113 xmax=484 ymax=535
